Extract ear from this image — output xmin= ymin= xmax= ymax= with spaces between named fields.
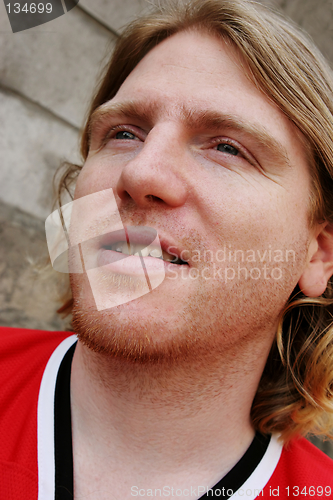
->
xmin=298 ymin=223 xmax=333 ymax=297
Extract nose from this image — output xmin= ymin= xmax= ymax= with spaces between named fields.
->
xmin=116 ymin=126 xmax=189 ymax=208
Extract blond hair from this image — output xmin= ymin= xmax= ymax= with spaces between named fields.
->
xmin=56 ymin=0 xmax=333 ymax=442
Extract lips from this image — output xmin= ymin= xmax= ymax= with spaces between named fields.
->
xmin=99 ymin=226 xmax=189 ymax=266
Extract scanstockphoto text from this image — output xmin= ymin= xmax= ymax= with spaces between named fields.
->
xmin=130 ymin=484 xmax=332 ymax=497
xmin=130 ymin=485 xmax=260 ymax=497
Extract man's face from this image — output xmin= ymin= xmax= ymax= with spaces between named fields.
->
xmin=71 ymin=30 xmax=315 ymax=362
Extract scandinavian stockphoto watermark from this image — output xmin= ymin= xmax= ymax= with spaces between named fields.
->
xmin=45 ymin=188 xmax=295 ymax=311
xmin=165 ymin=245 xmax=295 ymax=283
xmin=4 ymin=0 xmax=80 ymax=33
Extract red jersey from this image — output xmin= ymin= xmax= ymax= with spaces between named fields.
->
xmin=0 ymin=326 xmax=332 ymax=499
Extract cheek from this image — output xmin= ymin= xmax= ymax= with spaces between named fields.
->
xmin=74 ymin=161 xmax=97 ymax=199
xmin=74 ymin=157 xmax=120 ymax=199
xmin=199 ymin=182 xmax=311 ymax=277
xmin=221 ymin=169 xmax=308 ymax=225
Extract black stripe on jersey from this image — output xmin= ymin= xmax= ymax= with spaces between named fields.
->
xmin=199 ymin=432 xmax=271 ymax=498
xmin=54 ymin=341 xmax=76 ymax=500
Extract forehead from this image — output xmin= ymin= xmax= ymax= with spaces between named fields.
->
xmin=117 ymin=29 xmax=251 ymax=95
xmin=110 ymin=31 xmax=305 ymax=158
xmin=115 ymin=31 xmax=268 ymax=114
xmin=91 ymin=30 xmax=310 ymax=184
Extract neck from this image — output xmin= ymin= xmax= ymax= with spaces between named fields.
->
xmin=70 ymin=336 xmax=271 ymax=477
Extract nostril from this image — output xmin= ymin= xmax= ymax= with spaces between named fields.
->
xmin=146 ymin=195 xmax=163 ymax=203
xmin=123 ymin=190 xmax=132 ymax=200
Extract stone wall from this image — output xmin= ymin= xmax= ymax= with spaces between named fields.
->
xmin=1 ymin=0 xmax=333 ymax=456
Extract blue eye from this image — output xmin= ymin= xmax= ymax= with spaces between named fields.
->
xmin=217 ymin=143 xmax=239 ymax=156
xmin=115 ymin=131 xmax=136 ymax=140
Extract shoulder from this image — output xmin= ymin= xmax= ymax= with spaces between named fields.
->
xmin=0 ymin=326 xmax=75 ymax=499
xmin=0 ymin=326 xmax=73 ymax=393
xmin=283 ymin=437 xmax=333 ymax=479
xmin=0 ymin=325 xmax=73 ymax=392
xmin=0 ymin=326 xmax=75 ymax=426
xmin=267 ymin=436 xmax=333 ymax=490
xmin=0 ymin=325 xmax=73 ymax=375
xmin=0 ymin=324 xmax=72 ymax=353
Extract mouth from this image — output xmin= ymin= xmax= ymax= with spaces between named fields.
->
xmin=103 ymin=241 xmax=188 ymax=265
xmin=99 ymin=227 xmax=189 ymax=266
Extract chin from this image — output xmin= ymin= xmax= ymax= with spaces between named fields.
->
xmin=69 ymin=261 xmax=293 ymax=366
xmin=70 ymin=273 xmax=187 ymax=362
xmin=72 ymin=300 xmax=194 ymax=364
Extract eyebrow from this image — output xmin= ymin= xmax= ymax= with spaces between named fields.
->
xmin=89 ymin=100 xmax=159 ymax=134
xmin=89 ymin=99 xmax=291 ymax=167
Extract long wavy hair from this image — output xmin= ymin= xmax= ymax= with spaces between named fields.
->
xmin=55 ymin=0 xmax=333 ymax=443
